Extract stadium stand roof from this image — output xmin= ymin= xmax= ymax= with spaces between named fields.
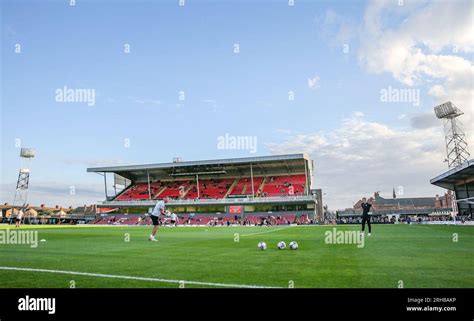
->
xmin=430 ymin=159 xmax=474 ymax=215
xmin=87 ymin=153 xmax=312 ymax=182
xmin=430 ymin=160 xmax=474 ymax=190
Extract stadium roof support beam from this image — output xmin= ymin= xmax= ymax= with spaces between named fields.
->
xmin=304 ymin=159 xmax=309 ymax=195
xmin=196 ymin=174 xmax=200 ymax=199
xmin=147 ymin=171 xmax=151 ymax=200
xmin=103 ymin=172 xmax=108 ymax=200
xmin=457 ymin=196 xmax=474 ymax=205
xmin=250 ymin=163 xmax=255 ymax=198
xmin=284 ymin=160 xmax=291 ymax=175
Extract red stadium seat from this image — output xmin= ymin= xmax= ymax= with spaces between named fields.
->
xmin=114 ymin=174 xmax=306 ymax=200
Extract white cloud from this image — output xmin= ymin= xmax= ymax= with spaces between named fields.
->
xmin=137 ymin=99 xmax=161 ymax=105
xmin=307 ymin=75 xmax=320 ymax=90
xmin=128 ymin=96 xmax=162 ymax=105
xmin=428 ymin=85 xmax=447 ymax=99
xmin=285 ymin=0 xmax=473 ymax=209
xmin=0 ymin=182 xmax=104 ymax=208
xmin=202 ymin=99 xmax=219 ymax=112
xmin=267 ymin=113 xmax=447 ymax=209
xmin=316 ymin=9 xmax=357 ymax=48
xmin=275 ymin=129 xmax=293 ymax=135
xmin=358 ymin=0 xmax=473 ymax=145
xmin=410 ymin=112 xmax=440 ymax=129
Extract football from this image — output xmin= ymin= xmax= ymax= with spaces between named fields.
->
xmin=277 ymin=241 xmax=286 ymax=250
xmin=257 ymin=241 xmax=267 ymax=250
xmin=289 ymin=241 xmax=298 ymax=250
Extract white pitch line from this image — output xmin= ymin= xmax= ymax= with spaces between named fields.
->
xmin=240 ymin=226 xmax=291 ymax=237
xmin=409 ymin=225 xmax=432 ymax=229
xmin=368 ymin=235 xmax=474 ymax=238
xmin=0 ymin=266 xmax=279 ymax=289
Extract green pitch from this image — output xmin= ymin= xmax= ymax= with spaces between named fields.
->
xmin=0 ymin=224 xmax=472 ymax=288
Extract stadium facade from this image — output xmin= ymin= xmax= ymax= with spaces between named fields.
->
xmin=87 ymin=154 xmax=324 ymax=222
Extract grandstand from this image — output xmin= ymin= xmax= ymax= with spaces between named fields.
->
xmin=87 ymin=154 xmax=323 ymax=223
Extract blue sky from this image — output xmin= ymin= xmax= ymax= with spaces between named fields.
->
xmin=1 ymin=0 xmax=472 ymax=208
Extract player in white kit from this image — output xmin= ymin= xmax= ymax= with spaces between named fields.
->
xmin=170 ymin=212 xmax=178 ymax=227
xmin=149 ymin=197 xmax=170 ymax=241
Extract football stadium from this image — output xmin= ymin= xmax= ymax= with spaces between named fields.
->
xmin=1 ymin=153 xmax=473 ymax=289
xmin=1 ymin=1 xmax=473 ymax=320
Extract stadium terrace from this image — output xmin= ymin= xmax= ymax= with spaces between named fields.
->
xmin=87 ymin=154 xmax=324 ymax=223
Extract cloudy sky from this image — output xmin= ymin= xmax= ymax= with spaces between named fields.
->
xmin=1 ymin=0 xmax=473 ymax=209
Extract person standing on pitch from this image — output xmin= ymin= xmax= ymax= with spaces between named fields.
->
xmin=170 ymin=212 xmax=178 ymax=228
xmin=149 ymin=197 xmax=170 ymax=241
xmin=15 ymin=207 xmax=24 ymax=228
xmin=360 ymin=197 xmax=373 ymax=236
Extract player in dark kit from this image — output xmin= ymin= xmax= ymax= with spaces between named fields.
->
xmin=360 ymin=197 xmax=373 ymax=236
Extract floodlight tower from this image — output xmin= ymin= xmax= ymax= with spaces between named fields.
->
xmin=12 ymin=148 xmax=35 ymax=208
xmin=434 ymin=101 xmax=470 ymax=168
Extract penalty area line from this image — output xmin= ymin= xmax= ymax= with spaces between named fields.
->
xmin=0 ymin=266 xmax=279 ymax=289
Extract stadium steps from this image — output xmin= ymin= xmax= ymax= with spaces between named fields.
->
xmin=224 ymin=178 xmax=240 ymax=198
xmin=154 ymin=186 xmax=167 ymax=199
xmin=179 ymin=184 xmax=195 ymax=199
xmin=244 ymin=178 xmax=262 ymax=196
xmin=113 ymin=184 xmax=133 ymax=200
xmin=241 ymin=183 xmax=248 ymax=194
xmin=256 ymin=177 xmax=267 ymax=197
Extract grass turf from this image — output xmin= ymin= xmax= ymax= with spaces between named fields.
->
xmin=0 ymin=224 xmax=472 ymax=288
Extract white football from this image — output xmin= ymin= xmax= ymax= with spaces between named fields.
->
xmin=257 ymin=241 xmax=267 ymax=250
xmin=165 ymin=210 xmax=171 ymax=217
xmin=277 ymin=241 xmax=286 ymax=250
xmin=289 ymin=241 xmax=298 ymax=250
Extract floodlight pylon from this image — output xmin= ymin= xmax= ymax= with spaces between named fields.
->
xmin=433 ymin=101 xmax=470 ymax=168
